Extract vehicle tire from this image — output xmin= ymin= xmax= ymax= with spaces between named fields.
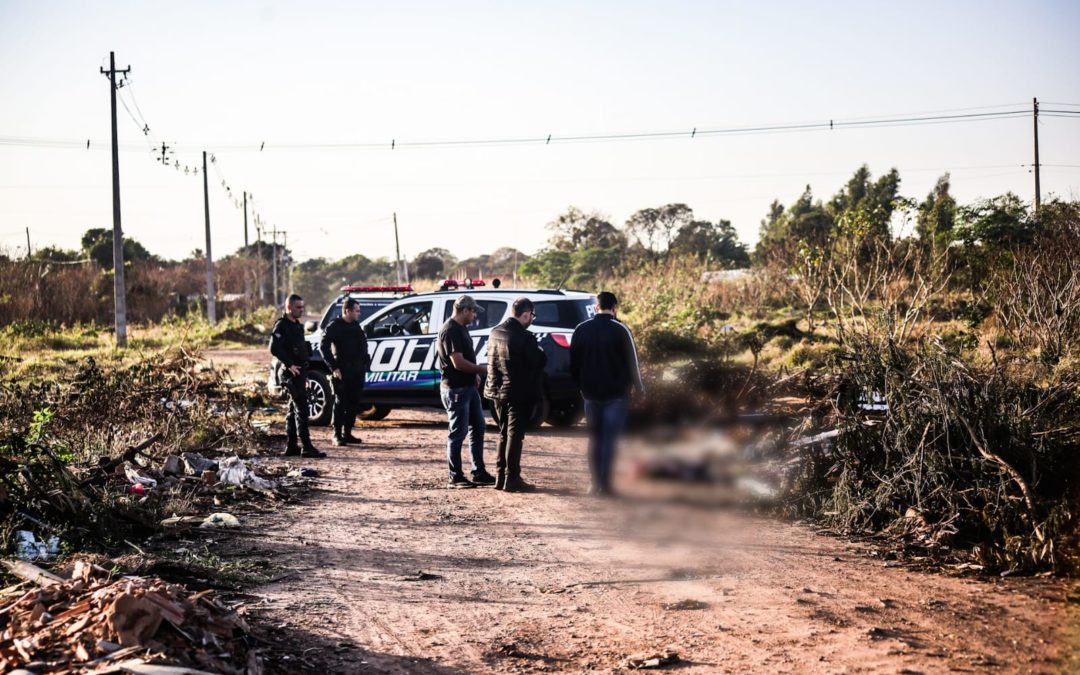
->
xmin=357 ymin=404 xmax=393 ymax=421
xmin=305 ymin=370 xmax=334 ymax=426
xmin=546 ymin=396 xmax=584 ymax=427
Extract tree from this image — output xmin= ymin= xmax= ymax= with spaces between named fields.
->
xmin=546 ymin=207 xmax=626 ymax=252
xmin=80 ymin=228 xmax=156 ymax=269
xmin=625 ymin=203 xmax=693 ymax=258
xmin=670 ymin=219 xmax=750 ymax=268
xmin=411 ymin=247 xmax=457 ymax=279
xmin=916 ymin=173 xmax=957 ymax=252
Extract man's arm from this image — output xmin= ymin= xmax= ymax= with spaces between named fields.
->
xmin=621 ymin=324 xmax=644 ymax=395
xmin=569 ymin=328 xmax=582 ymax=385
xmin=319 ymin=324 xmax=338 ymax=371
xmin=269 ymin=321 xmax=294 ymax=368
xmin=449 ymin=352 xmax=485 ymax=375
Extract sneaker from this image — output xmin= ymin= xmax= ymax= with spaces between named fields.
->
xmin=332 ymin=437 xmax=347 ymax=447
xmin=343 ymin=433 xmax=362 ymax=444
xmin=284 ymin=446 xmax=301 ymax=457
xmin=470 ymin=470 xmax=497 ymax=486
xmin=448 ymin=475 xmax=477 ymax=489
xmin=300 ymin=446 xmax=327 ymax=458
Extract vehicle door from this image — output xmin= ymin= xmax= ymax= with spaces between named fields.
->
xmin=363 ymin=299 xmax=439 ymax=399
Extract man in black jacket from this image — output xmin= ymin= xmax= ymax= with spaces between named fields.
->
xmin=320 ymin=297 xmax=370 ymax=447
xmin=269 ymin=294 xmax=326 ymax=458
xmin=570 ymin=291 xmax=643 ymax=495
xmin=484 ymin=297 xmax=547 ymax=492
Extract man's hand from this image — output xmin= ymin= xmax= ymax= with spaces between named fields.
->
xmin=475 ymin=373 xmax=482 ymax=388
xmin=287 ymin=365 xmax=301 ymax=376
xmin=333 ymin=368 xmax=342 ymax=380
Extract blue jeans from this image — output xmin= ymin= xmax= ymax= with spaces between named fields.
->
xmin=441 ymin=384 xmax=486 ymax=479
xmin=583 ymin=397 xmax=629 ymax=492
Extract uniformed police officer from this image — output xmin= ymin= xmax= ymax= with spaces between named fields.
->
xmin=320 ymin=297 xmax=370 ymax=446
xmin=269 ymin=294 xmax=326 ymax=458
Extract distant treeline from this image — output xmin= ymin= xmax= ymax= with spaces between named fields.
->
xmin=4 ymin=162 xmax=1074 ymax=323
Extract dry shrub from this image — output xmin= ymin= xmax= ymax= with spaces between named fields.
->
xmin=786 ymin=336 xmax=1080 ymax=573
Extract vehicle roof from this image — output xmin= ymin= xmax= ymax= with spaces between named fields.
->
xmin=387 ymin=288 xmax=595 ymax=300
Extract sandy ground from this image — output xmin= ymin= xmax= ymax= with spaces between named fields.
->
xmin=206 ymin=349 xmax=1076 ymax=674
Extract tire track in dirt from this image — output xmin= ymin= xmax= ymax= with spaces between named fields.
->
xmin=226 ymin=405 xmax=1068 ymax=673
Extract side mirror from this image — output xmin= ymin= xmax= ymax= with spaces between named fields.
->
xmin=364 ymin=325 xmax=374 ymax=338
xmin=304 ymin=320 xmax=318 ymax=334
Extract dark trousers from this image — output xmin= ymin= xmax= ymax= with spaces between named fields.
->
xmin=494 ymin=399 xmax=530 ymax=480
xmin=584 ymin=397 xmax=629 ymax=492
xmin=332 ymin=369 xmax=365 ymax=435
xmin=284 ymin=371 xmax=312 ymax=448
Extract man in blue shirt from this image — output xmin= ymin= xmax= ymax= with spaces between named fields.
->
xmin=570 ymin=292 xmax=643 ymax=496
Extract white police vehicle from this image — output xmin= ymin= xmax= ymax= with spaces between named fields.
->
xmin=269 ymin=280 xmax=596 ymax=427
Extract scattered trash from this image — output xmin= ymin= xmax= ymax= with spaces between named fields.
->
xmin=13 ymin=531 xmax=60 ymax=561
xmin=217 ymin=456 xmax=276 ymax=491
xmin=287 ymin=467 xmax=319 ymax=478
xmin=160 ymin=515 xmax=205 ymax=528
xmin=0 ymin=560 xmax=260 ymax=673
xmin=395 ymin=570 xmax=441 ymax=581
xmin=790 ymin=429 xmax=840 ymax=448
xmin=661 ymin=599 xmax=708 ymax=610
xmin=127 ymin=483 xmax=147 ymax=496
xmin=201 ymin=512 xmax=241 ymax=528
xmin=123 ymin=464 xmax=158 ymax=489
xmin=181 ymin=452 xmax=218 ymax=476
xmin=162 ymin=455 xmax=184 ymax=476
xmin=624 ymin=649 xmax=681 ymax=669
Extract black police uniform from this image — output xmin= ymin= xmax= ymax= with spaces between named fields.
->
xmin=269 ymin=314 xmax=320 ymax=455
xmin=320 ymin=317 xmax=369 ymax=444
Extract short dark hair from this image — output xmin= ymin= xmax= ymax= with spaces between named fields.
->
xmin=597 ymin=291 xmax=618 ymax=310
xmin=343 ymin=298 xmax=359 ymax=311
xmin=287 ymin=294 xmax=303 ymax=306
xmin=512 ymin=297 xmax=534 ymax=317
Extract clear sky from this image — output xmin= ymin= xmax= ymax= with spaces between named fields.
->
xmin=1 ymin=0 xmax=1078 ymax=264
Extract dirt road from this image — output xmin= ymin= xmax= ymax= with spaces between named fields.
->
xmin=225 ymin=418 xmax=1070 ymax=673
xmin=205 ymin=349 xmax=1074 ymax=673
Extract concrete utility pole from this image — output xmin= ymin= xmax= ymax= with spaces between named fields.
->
xmin=101 ymin=51 xmax=130 ymax=347
xmin=393 ymin=212 xmax=403 ymax=285
xmin=1033 ymin=97 xmax=1041 ymax=217
xmin=203 ymin=151 xmax=216 ymax=324
xmin=271 ymin=226 xmax=279 ymax=307
xmin=242 ymin=191 xmax=249 ymax=247
xmin=25 ymin=227 xmax=30 ymax=258
xmin=256 ymin=224 xmax=265 ymax=302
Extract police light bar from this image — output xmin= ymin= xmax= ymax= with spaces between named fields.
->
xmin=339 ymin=284 xmax=413 ymax=293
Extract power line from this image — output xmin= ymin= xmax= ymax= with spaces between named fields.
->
xmin=2 ymin=104 xmax=1076 ymax=153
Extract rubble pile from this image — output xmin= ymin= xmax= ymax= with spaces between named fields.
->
xmin=0 ymin=560 xmax=261 ymax=674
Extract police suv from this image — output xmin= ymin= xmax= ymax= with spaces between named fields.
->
xmin=268 ymin=281 xmax=596 ymax=428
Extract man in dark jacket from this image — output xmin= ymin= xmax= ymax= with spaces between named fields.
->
xmin=484 ymin=297 xmax=547 ymax=492
xmin=320 ymin=297 xmax=370 ymax=447
xmin=570 ymin=291 xmax=643 ymax=495
xmin=270 ymin=294 xmax=326 ymax=457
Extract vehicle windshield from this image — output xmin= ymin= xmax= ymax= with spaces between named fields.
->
xmin=320 ymin=297 xmax=396 ymax=329
xmin=530 ymin=299 xmax=596 ymax=329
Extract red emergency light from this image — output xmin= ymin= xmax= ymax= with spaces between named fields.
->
xmin=339 ymin=284 xmax=413 ymax=293
xmin=439 ymin=278 xmax=486 ymax=290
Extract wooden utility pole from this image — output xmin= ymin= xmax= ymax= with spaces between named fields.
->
xmin=203 ymin=151 xmax=216 ymax=324
xmin=242 ymin=191 xmax=249 ymax=247
xmin=101 ymin=51 xmax=130 ymax=347
xmin=1033 ymin=97 xmax=1041 ymax=217
xmin=25 ymin=227 xmax=30 ymax=258
xmin=393 ymin=212 xmax=404 ymax=284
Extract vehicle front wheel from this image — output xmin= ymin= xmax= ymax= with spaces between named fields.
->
xmin=305 ymin=370 xmax=334 ymax=426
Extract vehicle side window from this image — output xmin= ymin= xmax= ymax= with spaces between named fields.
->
xmin=369 ymin=301 xmax=434 ymax=337
xmin=531 ymin=300 xmax=591 ymax=329
xmin=320 ymin=302 xmax=343 ymax=329
xmin=442 ymin=300 xmax=507 ymax=330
